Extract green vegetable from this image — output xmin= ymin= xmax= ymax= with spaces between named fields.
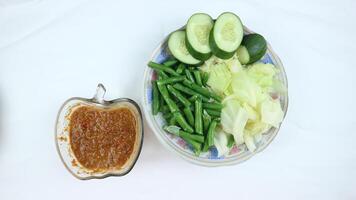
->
xmin=207 ymin=120 xmax=217 ymax=147
xmin=237 ymin=33 xmax=267 ymax=65
xmin=164 ymin=125 xmax=204 ymax=143
xmin=183 ymin=106 xmax=195 ymax=127
xmin=185 ymin=137 xmax=202 ymax=155
xmin=205 ymin=109 xmax=221 ymax=118
xmin=173 ymin=111 xmax=194 ymax=133
xmin=184 ymin=69 xmax=195 ymax=83
xmin=176 ymin=63 xmax=186 ymax=74
xmin=189 ymin=95 xmax=199 ymax=102
xmin=202 ymin=110 xmax=212 ymax=133
xmin=158 ymin=70 xmax=169 ymax=79
xmin=148 ymin=61 xmax=180 ymax=76
xmin=157 ymin=76 xmax=185 ymax=85
xmin=157 ymin=84 xmax=179 ymax=113
xmin=194 ymin=97 xmax=203 ymax=135
xmin=236 ymin=46 xmax=250 ymax=65
xmin=193 ymin=70 xmax=203 ymax=86
xmin=209 ymin=12 xmax=243 ymax=59
xmin=168 ymin=31 xmax=202 ymax=65
xmin=227 ymin=134 xmax=235 ymax=148
xmin=167 ymin=85 xmax=191 ymax=107
xmin=185 ymin=13 xmax=214 ymax=61
xmin=162 ymin=112 xmax=172 ymax=120
xmin=169 ymin=115 xmax=177 ymax=125
xmin=160 ymin=104 xmax=170 ymax=113
xmin=203 ymin=102 xmax=223 ymax=111
xmin=201 ymin=71 xmax=209 ymax=86
xmin=202 ymin=138 xmax=210 ymax=152
xmin=163 ymin=59 xmax=178 ymax=67
xmin=182 ymin=79 xmax=222 ymax=102
xmin=172 ymin=83 xmax=210 ymax=102
xmin=152 ymin=81 xmax=160 ymax=115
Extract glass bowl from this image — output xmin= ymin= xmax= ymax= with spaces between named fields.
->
xmin=142 ymin=27 xmax=289 ymax=167
xmin=55 ymin=84 xmax=144 ymax=179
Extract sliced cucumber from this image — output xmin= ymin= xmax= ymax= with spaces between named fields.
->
xmin=236 ymin=45 xmax=250 ymax=64
xmin=237 ymin=33 xmax=267 ymax=64
xmin=168 ymin=31 xmax=202 ymax=65
xmin=209 ymin=12 xmax=243 ymax=59
xmin=186 ymin=13 xmax=214 ymax=61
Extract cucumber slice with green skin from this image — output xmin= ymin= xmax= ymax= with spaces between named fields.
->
xmin=186 ymin=13 xmax=214 ymax=61
xmin=236 ymin=45 xmax=250 ymax=64
xmin=209 ymin=12 xmax=243 ymax=59
xmin=237 ymin=33 xmax=267 ymax=64
xmin=168 ymin=31 xmax=202 ymax=65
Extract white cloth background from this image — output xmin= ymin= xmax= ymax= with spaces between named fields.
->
xmin=0 ymin=0 xmax=355 ymax=199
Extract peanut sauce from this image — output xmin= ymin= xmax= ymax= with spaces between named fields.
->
xmin=68 ymin=105 xmax=137 ymax=172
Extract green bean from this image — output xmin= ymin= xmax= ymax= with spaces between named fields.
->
xmin=157 ymin=84 xmax=179 ymax=113
xmin=203 ymin=102 xmax=223 ymax=111
xmin=183 ymin=107 xmax=194 ymax=127
xmin=148 ymin=61 xmax=180 ymax=76
xmin=157 ymin=76 xmax=185 ymax=85
xmin=178 ymin=130 xmax=204 ymax=143
xmin=182 ymin=79 xmax=222 ymax=102
xmin=176 ymin=63 xmax=185 ymax=74
xmin=160 ymin=104 xmax=170 ymax=113
xmin=201 ymin=71 xmax=209 ymax=86
xmin=163 ymin=59 xmax=178 ymax=67
xmin=172 ymin=83 xmax=210 ymax=102
xmin=205 ymin=109 xmax=221 ymax=118
xmin=202 ymin=138 xmax=210 ymax=152
xmin=163 ymin=126 xmax=204 ymax=143
xmin=194 ymin=97 xmax=203 ymax=135
xmin=167 ymin=85 xmax=191 ymax=107
xmin=162 ymin=112 xmax=172 ymax=120
xmin=152 ymin=81 xmax=160 ymax=115
xmin=169 ymin=116 xmax=177 ymax=126
xmin=173 ymin=111 xmax=194 ymax=133
xmin=184 ymin=137 xmax=201 ymax=155
xmin=193 ymin=70 xmax=202 ymax=86
xmin=202 ymin=110 xmax=212 ymax=133
xmin=158 ymin=70 xmax=169 ymax=79
xmin=227 ymin=134 xmax=235 ymax=148
xmin=207 ymin=120 xmax=217 ymax=147
xmin=184 ymin=69 xmax=195 ymax=83
xmin=189 ymin=95 xmax=198 ymax=102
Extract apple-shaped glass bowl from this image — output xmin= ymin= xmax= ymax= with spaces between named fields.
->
xmin=142 ymin=27 xmax=288 ymax=166
xmin=55 ymin=84 xmax=143 ymax=180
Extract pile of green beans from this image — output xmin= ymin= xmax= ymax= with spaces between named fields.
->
xmin=148 ymin=60 xmax=224 ymax=155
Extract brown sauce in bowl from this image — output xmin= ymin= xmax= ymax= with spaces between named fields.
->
xmin=68 ymin=105 xmax=137 ymax=172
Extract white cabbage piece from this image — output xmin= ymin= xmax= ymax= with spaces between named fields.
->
xmin=247 ymin=62 xmax=277 ymax=88
xmin=244 ymin=132 xmax=257 ymax=152
xmin=213 ymin=128 xmax=230 ymax=157
xmin=207 ymin=62 xmax=232 ymax=94
xmin=221 ymin=99 xmax=249 ymax=145
xmin=231 ymin=71 xmax=263 ymax=108
xmin=260 ymin=97 xmax=284 ymax=128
